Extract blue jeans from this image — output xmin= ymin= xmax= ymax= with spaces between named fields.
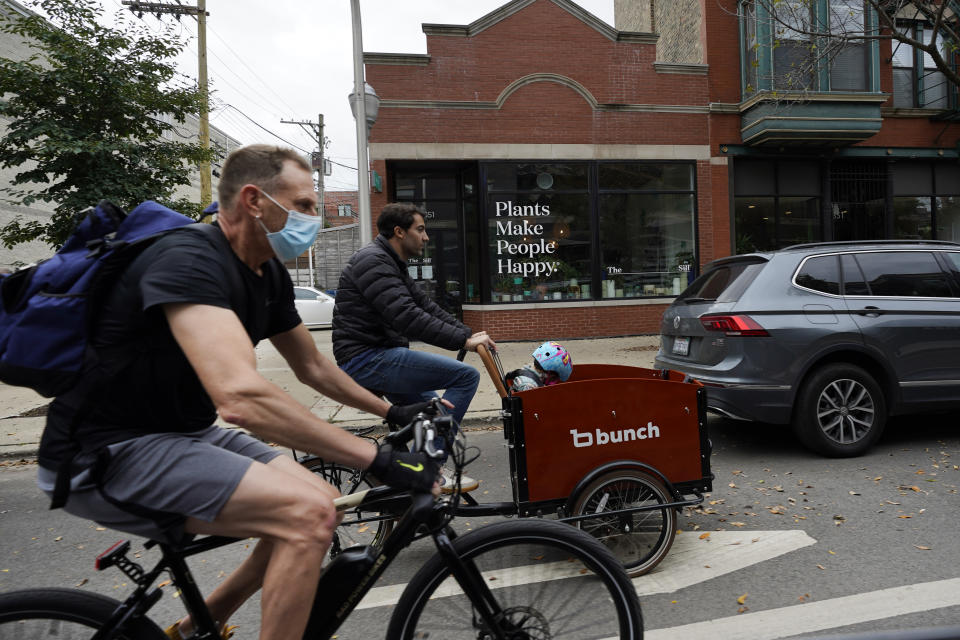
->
xmin=344 ymin=348 xmax=480 ymax=425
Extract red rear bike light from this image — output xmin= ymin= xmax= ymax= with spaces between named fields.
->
xmin=700 ymin=315 xmax=769 ymax=337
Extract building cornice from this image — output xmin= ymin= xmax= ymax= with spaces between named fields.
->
xmin=654 ymin=62 xmax=709 ymax=75
xmin=421 ymin=0 xmax=655 ymax=44
xmin=739 ymin=91 xmax=890 ymax=112
xmin=364 ymin=53 xmax=430 ymax=66
xmin=369 ymin=142 xmax=712 ymax=161
xmin=881 ymin=106 xmax=950 ymax=118
xmin=709 ymin=102 xmax=741 ymax=114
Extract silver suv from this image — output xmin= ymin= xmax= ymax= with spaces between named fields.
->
xmin=654 ymin=241 xmax=960 ymax=457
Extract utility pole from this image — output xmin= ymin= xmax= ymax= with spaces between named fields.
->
xmin=280 ymin=115 xmax=327 ymax=217
xmin=122 ymin=1 xmax=212 ymax=207
xmin=350 ymin=0 xmax=372 ymax=246
xmin=281 ymin=115 xmax=327 ymax=288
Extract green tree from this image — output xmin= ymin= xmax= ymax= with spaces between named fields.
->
xmin=0 ymin=0 xmax=213 ymax=248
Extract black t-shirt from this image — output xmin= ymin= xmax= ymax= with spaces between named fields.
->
xmin=38 ymin=224 xmax=300 ymax=470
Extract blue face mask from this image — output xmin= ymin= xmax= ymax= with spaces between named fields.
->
xmin=256 ymin=190 xmax=322 ymax=262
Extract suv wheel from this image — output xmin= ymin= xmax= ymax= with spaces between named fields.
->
xmin=792 ymin=363 xmax=886 ymax=457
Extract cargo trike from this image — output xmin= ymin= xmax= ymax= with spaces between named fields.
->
xmin=299 ymin=344 xmax=713 ymax=577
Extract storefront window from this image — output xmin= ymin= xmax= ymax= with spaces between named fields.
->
xmin=734 ymin=159 xmax=822 ymax=251
xmin=599 ymin=192 xmax=696 ymax=297
xmin=893 ymin=197 xmax=933 ymax=239
xmin=394 ymin=170 xmax=465 ymax=313
xmin=778 ymin=196 xmax=821 ymax=245
xmin=936 ymin=197 xmax=960 ymax=242
xmin=487 ymin=192 xmax=592 ymax=302
xmin=734 ymin=197 xmax=775 ymax=253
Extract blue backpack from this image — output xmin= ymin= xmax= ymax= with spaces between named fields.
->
xmin=0 ymin=200 xmax=198 ymax=397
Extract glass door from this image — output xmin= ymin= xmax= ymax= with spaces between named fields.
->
xmin=830 ymin=161 xmax=888 ymax=241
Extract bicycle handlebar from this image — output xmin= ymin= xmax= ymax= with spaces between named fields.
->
xmin=383 ymin=398 xmax=456 ymax=462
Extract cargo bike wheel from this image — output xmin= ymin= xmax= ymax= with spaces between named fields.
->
xmin=299 ymin=456 xmax=395 ymax=555
xmin=571 ymin=469 xmax=676 ymax=577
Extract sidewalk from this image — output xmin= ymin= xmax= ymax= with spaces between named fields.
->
xmin=0 ymin=332 xmax=661 ymax=461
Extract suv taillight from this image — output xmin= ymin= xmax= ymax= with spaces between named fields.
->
xmin=700 ymin=315 xmax=769 ymax=336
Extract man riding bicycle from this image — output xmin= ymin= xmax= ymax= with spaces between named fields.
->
xmin=36 ymin=145 xmax=437 ymax=640
xmin=332 ymin=203 xmax=497 ymax=492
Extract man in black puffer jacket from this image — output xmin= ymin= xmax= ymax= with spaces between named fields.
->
xmin=333 ymin=203 xmax=496 ymax=492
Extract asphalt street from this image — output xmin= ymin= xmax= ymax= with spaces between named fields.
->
xmin=2 ymin=416 xmax=959 ymax=638
xmin=1 ymin=330 xmax=959 ymax=638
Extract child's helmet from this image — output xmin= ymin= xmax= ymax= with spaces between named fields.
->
xmin=532 ymin=341 xmax=573 ymax=381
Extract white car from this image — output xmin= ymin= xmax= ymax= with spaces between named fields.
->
xmin=293 ymin=286 xmax=335 ymax=328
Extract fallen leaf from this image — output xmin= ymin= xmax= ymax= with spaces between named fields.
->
xmin=732 ymin=470 xmax=743 ymax=475
xmin=737 ymin=593 xmax=748 ymax=605
xmin=158 ymin=579 xmax=172 ymax=588
xmin=914 ymin=545 xmax=931 ymax=550
xmin=738 ymin=606 xmax=749 ymax=614
xmin=828 ymin=550 xmax=836 ymax=555
xmin=898 ymin=515 xmax=912 ymax=519
xmin=699 ymin=532 xmax=711 ymax=540
xmin=356 ymin=525 xmax=369 ymax=534
xmin=54 ymin=536 xmax=64 ymax=542
xmin=729 ymin=482 xmax=738 ymax=489
xmin=75 ymin=578 xmax=88 ymax=587
xmin=817 ymin=564 xmax=825 ymax=570
xmin=773 ymin=485 xmax=784 ymax=492
xmin=730 ymin=522 xmax=746 ymax=527
xmin=849 ymin=491 xmax=860 ymax=496
xmin=833 ymin=514 xmax=846 ymax=521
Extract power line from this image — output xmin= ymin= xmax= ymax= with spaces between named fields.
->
xmin=328 ymin=159 xmax=357 ymax=171
xmin=117 ymin=2 xmax=315 ymax=154
xmin=221 ymin=104 xmax=310 ymax=153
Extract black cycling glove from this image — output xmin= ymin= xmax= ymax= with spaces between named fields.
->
xmin=386 ymin=401 xmax=432 ymax=429
xmin=367 ymin=444 xmax=438 ymax=492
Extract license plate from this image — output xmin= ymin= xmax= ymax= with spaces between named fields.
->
xmin=672 ymin=337 xmax=690 ymax=356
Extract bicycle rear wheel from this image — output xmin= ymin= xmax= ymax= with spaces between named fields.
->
xmin=387 ymin=519 xmax=643 ymax=639
xmin=299 ymin=457 xmax=395 ymax=554
xmin=571 ymin=469 xmax=677 ymax=577
xmin=0 ymin=588 xmax=166 ymax=639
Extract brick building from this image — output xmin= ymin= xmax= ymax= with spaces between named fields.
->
xmin=361 ymin=0 xmax=960 ymax=339
xmin=322 ymin=190 xmax=359 ymax=227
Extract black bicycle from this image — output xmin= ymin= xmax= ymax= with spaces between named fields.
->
xmin=0 ymin=403 xmax=644 ymax=639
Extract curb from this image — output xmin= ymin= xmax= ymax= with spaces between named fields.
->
xmin=0 ymin=410 xmax=506 ymax=462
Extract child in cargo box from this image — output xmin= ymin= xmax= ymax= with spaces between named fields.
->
xmin=506 ymin=341 xmax=573 ymax=392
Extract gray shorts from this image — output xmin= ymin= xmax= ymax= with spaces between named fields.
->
xmin=38 ymin=425 xmax=283 ymax=544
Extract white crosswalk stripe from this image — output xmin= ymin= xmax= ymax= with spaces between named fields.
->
xmin=642 ymin=577 xmax=960 ymax=640
xmin=354 ymin=529 xmax=814 ymax=610
xmin=633 ymin=529 xmax=816 ymax=595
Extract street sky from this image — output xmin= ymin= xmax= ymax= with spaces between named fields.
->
xmin=96 ymin=0 xmax=615 ymax=194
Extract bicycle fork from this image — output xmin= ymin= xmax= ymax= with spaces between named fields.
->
xmin=432 ymin=529 xmax=512 ymax=640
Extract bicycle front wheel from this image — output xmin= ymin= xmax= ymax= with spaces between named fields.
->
xmin=387 ymin=519 xmax=643 ymax=639
xmin=0 ymin=588 xmax=167 ymax=639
